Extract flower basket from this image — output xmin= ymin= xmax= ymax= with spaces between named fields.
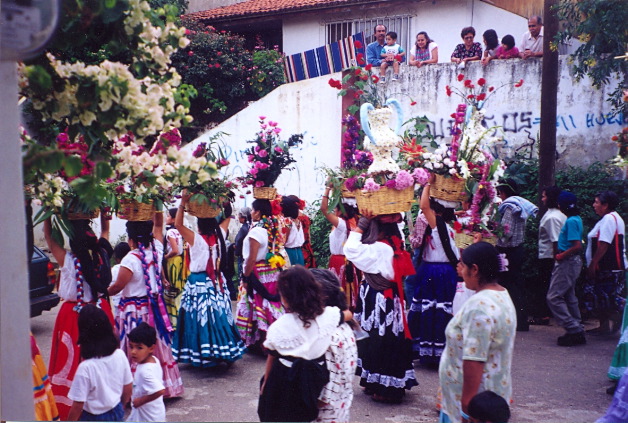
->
xmin=117 ymin=199 xmax=155 ymax=221
xmin=341 ymin=187 xmax=356 ymax=198
xmin=431 ymin=174 xmax=467 ymax=202
xmin=67 ymin=208 xmax=100 ymax=220
xmin=186 ymin=196 xmax=221 ymax=218
xmin=454 ymin=232 xmax=497 ymax=249
xmin=253 ymin=186 xmax=277 ymax=200
xmin=355 ymin=186 xmax=414 ymax=215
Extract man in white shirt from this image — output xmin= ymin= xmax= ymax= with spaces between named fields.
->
xmin=519 ymin=15 xmax=544 ymax=59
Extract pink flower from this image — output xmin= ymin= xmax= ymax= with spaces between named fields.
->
xmin=255 ymin=181 xmax=265 ymax=187
xmin=247 ymin=154 xmax=255 ymax=162
xmin=412 ymin=168 xmax=430 ymax=186
xmin=394 ymin=170 xmax=414 ymax=190
xmin=258 ymin=149 xmax=268 ymax=158
xmin=219 ymin=158 xmax=229 ymax=166
xmin=268 ymin=121 xmax=278 ymax=127
xmin=385 ymin=179 xmax=397 ymax=189
xmin=273 ymin=128 xmax=282 ymax=134
xmin=363 ymin=178 xmax=381 ymax=192
xmin=259 ymin=116 xmax=266 ymax=120
xmin=188 ymin=51 xmax=194 ymax=56
xmin=274 ymin=146 xmax=283 ymax=153
xmin=250 ymin=168 xmax=259 ymax=176
xmin=261 ymin=124 xmax=267 ymax=129
xmin=258 ymin=163 xmax=269 ymax=170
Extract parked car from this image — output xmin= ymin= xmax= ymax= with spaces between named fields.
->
xmin=30 ymin=246 xmax=60 ymax=317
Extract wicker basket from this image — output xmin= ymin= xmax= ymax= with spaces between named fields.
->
xmin=355 ymin=186 xmax=414 ymax=215
xmin=186 ymin=196 xmax=221 ymax=218
xmin=341 ymin=188 xmax=356 ymax=198
xmin=67 ymin=208 xmax=100 ymax=220
xmin=454 ymin=232 xmax=498 ymax=249
xmin=253 ymin=186 xmax=277 ymax=200
xmin=117 ymin=199 xmax=155 ymax=221
xmin=431 ymin=174 xmax=467 ymax=202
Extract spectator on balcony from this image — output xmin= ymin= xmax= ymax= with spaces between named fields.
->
xmin=409 ymin=31 xmax=438 ymax=68
xmin=481 ymin=29 xmax=499 ymax=65
xmin=519 ymin=15 xmax=544 ymax=59
xmin=366 ymin=24 xmax=387 ymax=67
xmin=484 ymin=34 xmax=520 ymax=65
xmin=451 ymin=26 xmax=482 ymax=66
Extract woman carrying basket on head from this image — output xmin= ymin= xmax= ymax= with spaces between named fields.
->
xmin=171 ymin=190 xmax=246 ymax=367
xmin=107 ymin=213 xmax=184 ymax=398
xmin=235 ymin=198 xmax=286 ymax=350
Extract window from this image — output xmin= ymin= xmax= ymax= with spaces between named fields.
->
xmin=325 ymin=15 xmax=412 ymax=51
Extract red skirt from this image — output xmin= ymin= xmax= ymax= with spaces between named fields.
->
xmin=48 ymin=299 xmax=113 ymax=420
xmin=328 ymin=254 xmax=361 ymax=311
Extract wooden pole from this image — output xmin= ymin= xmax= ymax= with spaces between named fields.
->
xmin=538 ymin=0 xmax=559 ymax=211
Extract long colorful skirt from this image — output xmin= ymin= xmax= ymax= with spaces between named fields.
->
xmin=116 ymin=296 xmax=184 ymax=397
xmin=302 ymin=240 xmax=317 ymax=268
xmin=32 ymin=333 xmax=59 ymax=421
xmin=172 ymin=271 xmax=246 ymax=367
xmin=285 ymin=247 xmax=305 ymax=267
xmin=329 ymin=254 xmax=361 ymax=311
xmin=355 ymin=282 xmax=418 ymax=401
xmin=407 ymin=261 xmax=457 ymax=366
xmin=608 ymin=271 xmax=628 ymax=381
xmin=235 ymin=262 xmax=284 ymax=346
xmin=164 ymin=255 xmax=187 ymax=331
xmin=49 ymin=299 xmax=113 ymax=420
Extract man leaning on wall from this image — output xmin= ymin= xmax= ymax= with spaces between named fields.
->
xmin=519 ymin=15 xmax=544 ymax=59
xmin=366 ymin=24 xmax=387 ymax=66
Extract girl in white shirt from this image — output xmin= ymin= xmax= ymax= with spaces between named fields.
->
xmin=67 ymin=304 xmax=133 ymax=421
xmin=409 ymin=31 xmax=439 ymax=67
xmin=171 ymin=190 xmax=246 ymax=367
xmin=281 ymin=195 xmax=306 ymax=266
xmin=107 ymin=214 xmax=184 ymax=398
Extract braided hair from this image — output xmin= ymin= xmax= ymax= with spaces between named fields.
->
xmin=198 ymin=217 xmax=228 ymax=275
xmin=68 ymin=219 xmax=110 ymax=297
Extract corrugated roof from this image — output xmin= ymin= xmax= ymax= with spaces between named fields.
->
xmin=186 ymin=0 xmax=379 ymax=21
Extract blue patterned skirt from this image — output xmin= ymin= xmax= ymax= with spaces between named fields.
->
xmin=172 ymin=272 xmax=246 ymax=367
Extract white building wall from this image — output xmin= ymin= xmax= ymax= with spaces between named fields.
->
xmin=282 ymin=17 xmax=323 ymax=55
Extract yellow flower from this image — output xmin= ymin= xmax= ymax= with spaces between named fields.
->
xmin=268 ymin=254 xmax=286 ymax=269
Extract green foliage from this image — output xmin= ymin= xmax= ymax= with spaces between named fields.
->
xmin=308 ymin=201 xmax=332 ymax=268
xmin=555 ymin=0 xmax=628 ymax=114
xmin=148 ymin=0 xmax=188 ymax=15
xmin=249 ymin=49 xmax=286 ymax=98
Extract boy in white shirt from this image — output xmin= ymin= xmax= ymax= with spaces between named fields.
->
xmin=127 ymin=323 xmax=167 ymax=422
xmin=379 ymin=31 xmax=405 ymax=82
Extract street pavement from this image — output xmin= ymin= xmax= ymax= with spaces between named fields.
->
xmin=32 ymin=303 xmax=618 ymax=422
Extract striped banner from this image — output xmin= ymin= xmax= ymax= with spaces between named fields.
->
xmin=283 ymin=32 xmax=366 ymax=83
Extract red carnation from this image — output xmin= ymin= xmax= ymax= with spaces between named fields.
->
xmin=477 ymin=78 xmax=486 ymax=87
xmin=371 ymin=75 xmax=380 ymax=83
xmin=488 ymin=86 xmax=495 ymax=92
xmin=354 ymin=68 xmax=362 ymax=75
xmin=394 ymin=54 xmax=403 ymax=62
xmin=410 ymin=100 xmax=417 ymax=106
xmin=457 ymin=74 xmax=465 ymax=81
xmin=356 ymin=53 xmax=365 ymax=65
xmin=354 ymin=40 xmax=363 ymax=49
xmin=467 ymin=94 xmax=475 ymax=99
xmin=365 ymin=63 xmax=372 ymax=71
xmin=477 ymin=93 xmax=487 ymax=101
xmin=514 ymin=79 xmax=524 ymax=87
xmin=464 ymin=79 xmax=472 ymax=87
xmin=445 ymin=85 xmax=452 ymax=96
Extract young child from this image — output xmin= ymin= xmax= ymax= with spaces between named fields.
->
xmin=494 ymin=35 xmax=520 ymax=59
xmin=110 ymin=242 xmax=131 ymax=319
xmin=467 ymin=390 xmax=511 ymax=423
xmin=379 ymin=31 xmax=405 ymax=82
xmin=67 ymin=305 xmax=133 ymax=421
xmin=127 ymin=323 xmax=167 ymax=422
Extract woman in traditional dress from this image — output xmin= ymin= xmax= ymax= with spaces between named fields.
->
xmin=163 ymin=208 xmax=187 ymax=330
xmin=281 ymin=195 xmax=306 ymax=267
xmin=235 ymin=199 xmax=285 ymax=349
xmin=107 ymin=214 xmax=184 ymax=397
xmin=44 ymin=215 xmax=115 ymax=420
xmin=321 ymin=185 xmax=361 ymax=310
xmin=299 ymin=209 xmax=317 ymax=268
xmin=344 ymin=211 xmax=418 ymax=403
xmin=31 ymin=333 xmax=59 ymax=421
xmin=171 ymin=190 xmax=246 ymax=367
xmin=407 ymin=177 xmax=459 ymax=366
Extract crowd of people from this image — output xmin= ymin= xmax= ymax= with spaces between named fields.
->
xmin=29 ymin=177 xmax=626 ymax=422
xmin=365 ymin=15 xmax=544 ymax=81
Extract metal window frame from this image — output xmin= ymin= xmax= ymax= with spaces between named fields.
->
xmin=325 ymin=15 xmax=412 ymax=52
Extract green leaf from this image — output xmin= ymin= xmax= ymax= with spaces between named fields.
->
xmin=95 ymin=162 xmax=113 ymax=180
xmin=63 ymin=155 xmax=83 ymax=177
xmin=40 ymin=152 xmax=64 ymax=173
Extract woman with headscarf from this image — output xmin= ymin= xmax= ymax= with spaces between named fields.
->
xmin=408 ymin=175 xmax=460 ymax=366
xmin=235 ymin=199 xmax=285 ymax=349
xmin=44 ymin=215 xmax=115 ymax=419
xmin=107 ymin=213 xmax=184 ymax=397
xmin=344 ymin=211 xmax=418 ymax=403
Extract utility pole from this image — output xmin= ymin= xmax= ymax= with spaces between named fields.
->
xmin=538 ymin=0 xmax=559 ymax=211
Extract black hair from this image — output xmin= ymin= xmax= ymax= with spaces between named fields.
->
xmin=530 ymin=15 xmax=542 ymax=25
xmin=362 ymin=216 xmax=403 ymax=245
xmin=429 ymin=198 xmax=456 ymax=223
xmin=168 ymin=208 xmax=177 ymax=219
xmin=386 ymin=31 xmax=398 ymax=41
xmin=373 ymin=24 xmax=387 ymax=34
xmin=126 ymin=220 xmax=154 ymax=245
xmin=77 ymin=304 xmax=119 ymax=359
xmin=543 ymin=185 xmax=561 ymax=209
xmin=483 ymin=29 xmax=499 ymax=50
xmin=281 ymin=195 xmax=301 ymax=219
xmin=69 ymin=219 xmax=110 ymax=297
xmin=497 ymin=178 xmax=519 ymax=197
xmin=197 ymin=217 xmax=228 ymax=275
xmin=468 ymin=390 xmax=511 ymax=423
xmin=113 ymin=242 xmax=131 ymax=262
xmin=278 ymin=265 xmax=325 ymax=328
xmin=501 ymin=34 xmax=515 ymax=50
xmin=310 ymin=268 xmax=347 ymax=311
xmin=596 ymin=190 xmax=619 ymax=211
xmin=461 ymin=242 xmax=501 ymax=285
xmin=415 ymin=31 xmax=433 ymax=50
xmin=461 ymin=26 xmax=476 ymax=38
xmin=337 ymin=203 xmax=358 ymax=220
xmin=127 ymin=322 xmax=157 ymax=347
xmin=252 ymin=199 xmax=272 ymax=218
